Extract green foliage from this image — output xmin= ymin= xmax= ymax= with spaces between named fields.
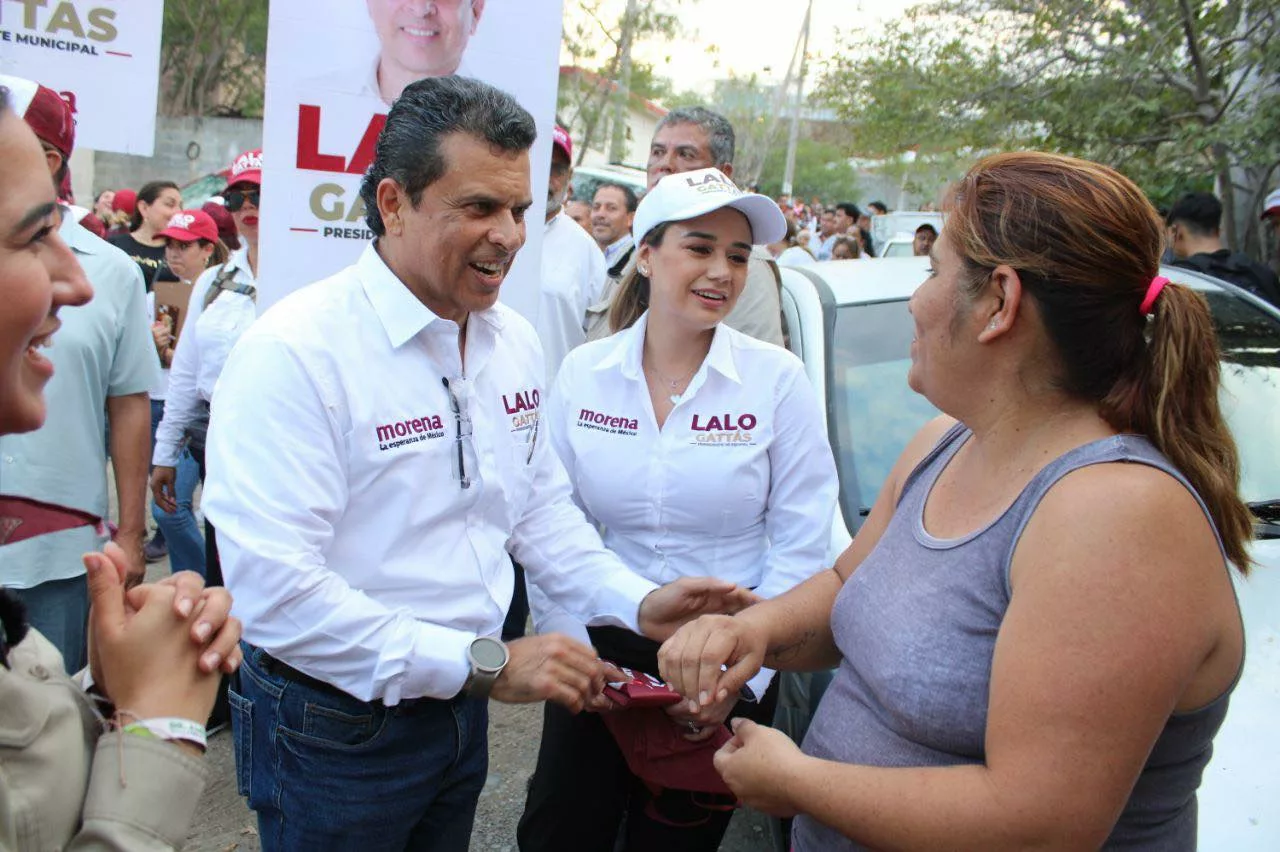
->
xmin=816 ymin=0 xmax=1280 ymax=252
xmin=755 ymin=137 xmax=861 ymax=201
xmin=160 ymin=0 xmax=268 ymax=117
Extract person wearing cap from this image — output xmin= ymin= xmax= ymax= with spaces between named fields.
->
xmin=517 ymin=168 xmax=838 ymax=852
xmin=106 ymin=188 xmax=137 ymax=236
xmin=0 ymin=74 xmax=158 ymax=667
xmin=198 ymin=76 xmax=753 ymax=850
xmin=201 ymin=200 xmax=241 ymax=251
xmin=585 ymin=106 xmax=786 ymax=347
xmin=146 ymin=210 xmax=229 ymax=576
xmin=152 ymin=149 xmax=263 ymax=592
xmin=913 ymin=222 xmax=939 ymax=257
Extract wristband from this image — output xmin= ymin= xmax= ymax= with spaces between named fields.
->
xmin=121 ymin=717 xmax=208 ymax=752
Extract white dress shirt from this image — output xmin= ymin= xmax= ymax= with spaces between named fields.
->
xmin=201 ymin=243 xmax=658 ymax=705
xmin=809 ymin=232 xmax=837 ymax=261
xmin=536 ymin=212 xmax=607 ymax=384
xmin=602 ymin=235 xmax=634 ymax=270
xmin=530 ymin=312 xmax=838 ymax=700
xmin=152 ymin=248 xmax=257 ymax=466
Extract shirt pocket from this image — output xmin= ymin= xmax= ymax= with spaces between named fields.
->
xmin=501 ymin=431 xmax=538 ymax=527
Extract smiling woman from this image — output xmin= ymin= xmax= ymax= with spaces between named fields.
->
xmin=518 ymin=169 xmax=840 ymax=851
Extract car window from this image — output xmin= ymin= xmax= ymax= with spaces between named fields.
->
xmin=882 ymin=242 xmax=913 ymax=258
xmin=828 ymin=300 xmax=937 ymax=529
xmin=826 ymin=290 xmax=1280 ymax=532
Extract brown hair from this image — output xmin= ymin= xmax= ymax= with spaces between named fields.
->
xmin=608 ymin=223 xmax=672 ymax=333
xmin=945 ymin=151 xmax=1252 ymax=572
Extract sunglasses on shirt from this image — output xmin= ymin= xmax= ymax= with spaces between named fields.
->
xmin=225 ymin=189 xmax=261 ymax=212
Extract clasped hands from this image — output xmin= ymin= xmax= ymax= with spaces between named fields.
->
xmin=85 ymin=541 xmax=242 ymax=727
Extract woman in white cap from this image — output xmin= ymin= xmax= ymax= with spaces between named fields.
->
xmin=518 ymin=169 xmax=839 ymax=851
xmin=151 ymin=150 xmax=263 ymax=592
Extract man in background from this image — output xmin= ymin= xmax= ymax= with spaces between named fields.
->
xmin=1167 ymin=191 xmax=1280 ymax=307
xmin=913 ymin=223 xmax=938 ymax=257
xmin=590 ymin=183 xmax=637 ymax=273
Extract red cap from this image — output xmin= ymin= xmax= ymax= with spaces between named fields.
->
xmin=156 ymin=210 xmax=219 ymax=244
xmin=0 ymin=74 xmax=75 ymax=158
xmin=201 ymin=201 xmax=239 ymax=245
xmin=552 ymin=125 xmax=572 ymax=161
xmin=227 ymin=149 xmax=263 ymax=187
xmin=112 ymin=189 xmax=137 ymax=216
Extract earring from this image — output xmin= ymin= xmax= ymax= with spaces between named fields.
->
xmin=639 ymin=266 xmax=650 ymax=276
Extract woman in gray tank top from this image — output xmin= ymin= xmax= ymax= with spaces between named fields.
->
xmin=657 ymin=152 xmax=1253 ymax=850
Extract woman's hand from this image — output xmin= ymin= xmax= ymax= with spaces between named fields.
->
xmin=657 ymin=613 xmax=766 ymax=710
xmin=714 ymin=718 xmax=807 ymax=816
xmin=636 ymin=578 xmax=761 ymax=642
xmin=86 ymin=544 xmax=242 ymax=708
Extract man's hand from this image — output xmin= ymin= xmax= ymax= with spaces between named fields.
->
xmin=657 ymin=613 xmax=767 ymax=709
xmin=713 ymin=718 xmax=807 ymax=817
xmin=665 ymin=687 xmax=737 ymax=742
xmin=112 ymin=528 xmax=146 ymax=588
xmin=150 ymin=466 xmax=178 ymax=514
xmin=636 ymin=577 xmax=761 ymax=643
xmin=490 ymin=633 xmax=612 ymax=713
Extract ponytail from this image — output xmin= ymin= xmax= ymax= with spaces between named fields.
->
xmin=1101 ymin=284 xmax=1254 ymax=573
xmin=608 ymin=222 xmax=672 ymax=334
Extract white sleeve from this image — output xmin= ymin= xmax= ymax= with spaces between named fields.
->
xmin=526 ymin=357 xmax=596 ymax=644
xmin=744 ymin=361 xmax=839 ymax=701
xmin=152 ymin=270 xmax=214 ymax=466
xmin=509 ymin=351 xmax=657 ymax=637
xmin=201 ymin=332 xmax=474 ymax=703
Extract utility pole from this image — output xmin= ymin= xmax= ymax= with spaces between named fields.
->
xmin=608 ymin=0 xmax=640 ymax=164
xmin=781 ymin=0 xmax=813 ymax=197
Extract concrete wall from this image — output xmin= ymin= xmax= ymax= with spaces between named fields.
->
xmin=75 ymin=116 xmax=263 ymax=201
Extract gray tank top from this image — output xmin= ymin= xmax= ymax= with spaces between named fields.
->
xmin=794 ymin=424 xmax=1238 ymax=851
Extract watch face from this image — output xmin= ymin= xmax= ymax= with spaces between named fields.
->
xmin=472 ymin=638 xmax=507 ymax=670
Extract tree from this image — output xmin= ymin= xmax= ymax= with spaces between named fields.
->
xmin=559 ymin=0 xmax=687 ymax=165
xmin=160 ymin=0 xmax=268 ymax=117
xmin=816 ymin=0 xmax=1280 ymax=257
xmin=755 ymin=137 xmax=861 ymax=201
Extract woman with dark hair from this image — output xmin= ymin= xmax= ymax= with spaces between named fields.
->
xmin=659 ymin=151 xmax=1251 ymax=850
xmin=107 ymin=179 xmax=181 ymax=290
xmin=0 ymin=84 xmax=242 ymax=851
xmin=519 ymin=169 xmax=839 ymax=851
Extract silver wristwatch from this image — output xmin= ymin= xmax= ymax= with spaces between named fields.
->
xmin=461 ymin=636 xmax=509 ymax=700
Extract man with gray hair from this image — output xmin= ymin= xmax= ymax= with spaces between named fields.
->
xmin=202 ymin=76 xmax=753 ymax=850
xmin=585 ymin=105 xmax=786 ymax=345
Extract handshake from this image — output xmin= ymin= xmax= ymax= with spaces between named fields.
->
xmin=491 ymin=576 xmax=764 ymax=720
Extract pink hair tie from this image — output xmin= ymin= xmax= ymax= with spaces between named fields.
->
xmin=1140 ymin=276 xmax=1169 ymax=316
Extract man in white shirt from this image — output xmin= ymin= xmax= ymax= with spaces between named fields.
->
xmin=809 ymin=208 xmax=839 ymax=260
xmin=591 ymin=182 xmax=637 ymax=270
xmin=203 ymin=75 xmax=752 ymax=851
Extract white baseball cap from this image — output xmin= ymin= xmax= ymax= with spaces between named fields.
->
xmin=632 ymin=168 xmax=786 ymax=246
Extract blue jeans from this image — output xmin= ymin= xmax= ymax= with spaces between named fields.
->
xmin=231 ymin=645 xmax=488 ymax=852
xmin=10 ymin=575 xmax=89 ymax=672
xmin=150 ymin=399 xmax=205 ymax=576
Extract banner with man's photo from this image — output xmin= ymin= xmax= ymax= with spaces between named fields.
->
xmin=258 ymin=0 xmax=566 ymax=318
xmin=0 ymin=0 xmax=164 ymax=154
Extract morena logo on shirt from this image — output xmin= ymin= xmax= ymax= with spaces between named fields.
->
xmin=578 ymin=408 xmax=640 ymax=436
xmin=375 ymin=415 xmax=446 ymax=452
xmin=690 ymin=412 xmax=757 ymax=446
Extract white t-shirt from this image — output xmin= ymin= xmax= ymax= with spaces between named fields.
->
xmin=536 ymin=212 xmax=607 ymax=385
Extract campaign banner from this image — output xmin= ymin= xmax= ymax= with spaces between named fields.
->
xmin=0 ymin=0 xmax=164 ymax=155
xmin=258 ymin=0 xmax=566 ymax=320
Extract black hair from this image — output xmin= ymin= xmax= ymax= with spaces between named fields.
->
xmin=869 ymin=200 xmax=888 ymax=214
xmin=593 ymin=181 xmax=639 ymax=213
xmin=360 ymin=76 xmax=536 ymax=237
xmin=130 ymin=180 xmax=180 ymax=232
xmin=1165 ymin=191 xmax=1222 ymax=237
xmin=835 ymin=201 xmax=862 ymax=220
xmin=916 ymin=223 xmax=938 ymax=235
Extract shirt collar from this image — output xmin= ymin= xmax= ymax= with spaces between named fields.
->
xmin=603 ymin=236 xmax=633 ymax=264
xmin=356 ymin=241 xmax=504 ymax=349
xmin=592 ymin=311 xmax=741 ymax=385
xmin=222 ymin=245 xmax=253 ymax=277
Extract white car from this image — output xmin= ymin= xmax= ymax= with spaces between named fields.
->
xmin=776 ymin=256 xmax=1280 ymax=850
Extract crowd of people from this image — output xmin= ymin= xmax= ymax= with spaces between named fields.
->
xmin=0 ymin=61 xmax=1276 ymax=852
